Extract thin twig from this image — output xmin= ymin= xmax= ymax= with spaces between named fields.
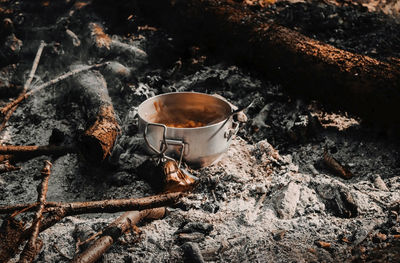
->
xmin=77 ymin=231 xmax=103 ymax=249
xmin=0 ymin=104 xmax=18 ymax=132
xmin=19 ymin=160 xmax=52 ymax=263
xmin=0 ymin=144 xmax=77 ymax=155
xmin=0 ymin=144 xmax=77 ymax=163
xmin=0 ymin=192 xmax=184 ymax=216
xmin=24 ymin=41 xmax=47 ymax=92
xmin=0 ymin=202 xmax=41 ymax=215
xmin=0 ymin=63 xmax=108 ymax=116
xmin=10 ymin=202 xmax=37 ymax=218
xmin=0 ymin=41 xmax=46 ymax=132
xmin=44 ymin=192 xmax=183 ymax=215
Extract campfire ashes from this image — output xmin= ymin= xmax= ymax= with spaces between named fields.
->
xmin=0 ymin=0 xmax=400 ymax=262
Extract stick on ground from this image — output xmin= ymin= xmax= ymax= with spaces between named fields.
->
xmin=0 ymin=144 xmax=77 ymax=162
xmin=0 ymin=41 xmax=46 ymax=132
xmin=71 ymin=207 xmax=166 ymax=263
xmin=0 ymin=63 xmax=108 ymax=123
xmin=18 ymin=160 xmax=52 ymax=263
xmin=14 ymin=192 xmax=184 ymax=243
xmin=0 ymin=192 xmax=184 ymax=215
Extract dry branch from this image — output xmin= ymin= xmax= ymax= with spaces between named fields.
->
xmin=23 ymin=41 xmax=46 ymax=92
xmin=0 ymin=63 xmax=108 ymax=122
xmin=0 ymin=191 xmax=183 ymax=215
xmin=18 ymin=160 xmax=52 ymax=263
xmin=0 ymin=193 xmax=182 ymax=262
xmin=16 ymin=192 xmax=182 ymax=236
xmin=71 ymin=207 xmax=166 ymax=263
xmin=135 ymin=0 xmax=400 ymax=126
xmin=71 ymin=68 xmax=120 ymax=163
xmin=44 ymin=192 xmax=183 ymax=215
xmin=0 ymin=144 xmax=77 ymax=162
xmin=0 ymin=41 xmax=46 ymax=132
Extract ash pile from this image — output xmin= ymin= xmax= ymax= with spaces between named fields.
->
xmin=0 ymin=1 xmax=400 ymax=262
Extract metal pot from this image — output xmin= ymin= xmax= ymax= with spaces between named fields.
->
xmin=138 ymin=92 xmax=239 ymax=168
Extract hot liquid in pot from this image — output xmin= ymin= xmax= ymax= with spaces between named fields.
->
xmin=150 ymin=100 xmax=225 ymax=128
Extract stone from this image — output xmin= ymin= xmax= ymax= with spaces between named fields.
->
xmin=274 ymin=182 xmax=300 ymax=219
xmin=182 ymin=242 xmax=205 ymax=263
xmin=372 ymin=174 xmax=389 ymax=191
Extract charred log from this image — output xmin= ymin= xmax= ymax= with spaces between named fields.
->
xmin=70 ymin=68 xmax=120 ymax=163
xmin=130 ymin=0 xmax=400 ymax=126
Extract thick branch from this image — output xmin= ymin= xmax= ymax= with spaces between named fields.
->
xmin=135 ymin=0 xmax=400 ymax=125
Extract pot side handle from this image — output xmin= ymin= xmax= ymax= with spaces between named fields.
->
xmin=224 ymin=121 xmax=239 ymax=141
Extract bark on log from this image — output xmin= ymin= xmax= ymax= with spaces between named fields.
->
xmin=71 ymin=67 xmax=120 ymax=163
xmin=133 ymin=0 xmax=400 ymax=126
xmin=71 ymin=207 xmax=166 ymax=263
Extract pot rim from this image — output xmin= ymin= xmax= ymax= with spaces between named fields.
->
xmin=138 ymin=92 xmax=233 ymax=130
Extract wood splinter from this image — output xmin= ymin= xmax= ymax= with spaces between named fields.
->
xmin=71 ymin=207 xmax=166 ymax=263
xmin=323 ymin=150 xmax=354 ymax=179
xmin=18 ymin=160 xmax=52 ymax=263
xmin=0 ymin=160 xmax=20 ymax=173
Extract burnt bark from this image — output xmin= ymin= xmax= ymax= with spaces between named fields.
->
xmin=132 ymin=0 xmax=400 ymax=126
xmin=71 ymin=68 xmax=120 ymax=163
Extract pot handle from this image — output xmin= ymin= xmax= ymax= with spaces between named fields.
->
xmin=144 ymin=123 xmax=185 ymax=167
xmin=144 ymin=123 xmax=168 ymax=155
xmin=224 ymin=121 xmax=239 ymax=141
